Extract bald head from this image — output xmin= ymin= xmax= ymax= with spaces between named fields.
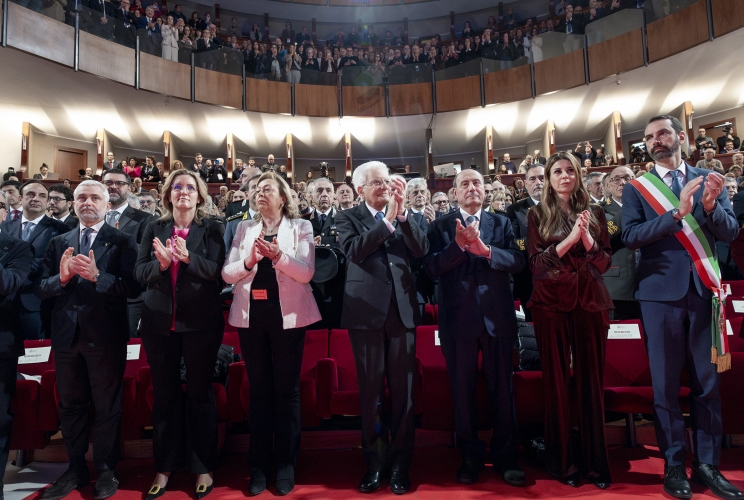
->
xmin=607 ymin=166 xmax=634 ymax=203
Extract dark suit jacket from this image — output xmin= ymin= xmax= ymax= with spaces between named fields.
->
xmin=141 ymin=165 xmax=160 ymax=183
xmin=336 ymin=204 xmax=429 ymax=331
xmin=528 ymin=204 xmax=613 ymax=312
xmin=88 ymin=0 xmax=114 ymax=16
xmin=602 ymin=198 xmax=637 ymax=301
xmin=310 ymin=209 xmax=340 ymax=248
xmin=505 ymin=197 xmax=535 ymax=303
xmin=114 ymin=205 xmax=155 ymax=245
xmin=622 ymin=166 xmax=738 ymax=301
xmin=425 ymin=210 xmax=524 ymax=339
xmin=555 ymin=15 xmax=584 ymax=34
xmin=60 ymin=215 xmax=79 ymax=229
xmin=134 ymin=218 xmax=225 ymax=334
xmin=0 ymin=216 xmax=71 ymax=312
xmin=280 ymin=29 xmax=296 ymax=44
xmin=0 ymin=232 xmax=34 ymax=358
xmin=36 ymin=223 xmax=141 ymax=349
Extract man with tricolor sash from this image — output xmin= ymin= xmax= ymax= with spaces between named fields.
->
xmin=622 ymin=115 xmax=742 ymax=500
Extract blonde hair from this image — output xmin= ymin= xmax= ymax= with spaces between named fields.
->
xmin=254 ymin=171 xmax=300 ymax=221
xmin=534 ymin=152 xmax=601 ymax=242
xmin=158 ymin=169 xmax=210 ymax=223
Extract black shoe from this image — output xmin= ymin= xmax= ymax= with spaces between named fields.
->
xmin=145 ymin=483 xmax=167 ymax=500
xmin=248 ymin=469 xmax=267 ymax=496
xmin=589 ymin=476 xmax=611 ymax=490
xmin=276 ymin=465 xmax=295 ymax=496
xmin=692 ymin=462 xmax=743 ymax=499
xmin=498 ymin=466 xmax=526 ymax=487
xmin=195 ymin=482 xmax=214 ymax=499
xmin=41 ymin=467 xmax=91 ymax=500
xmin=92 ymin=470 xmax=119 ymax=500
xmin=563 ymin=472 xmax=581 ymax=488
xmin=389 ymin=472 xmax=410 ymax=495
xmin=456 ymin=459 xmax=483 ymax=485
xmin=358 ymin=470 xmax=383 ymax=493
xmin=664 ymin=465 xmax=692 ymax=500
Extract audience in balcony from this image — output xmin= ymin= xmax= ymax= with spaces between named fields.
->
xmin=556 ymin=5 xmax=583 ymax=34
xmin=161 ymin=14 xmax=178 ymax=61
xmin=249 ymin=23 xmax=263 ymax=41
xmin=695 ymin=148 xmax=723 ymax=170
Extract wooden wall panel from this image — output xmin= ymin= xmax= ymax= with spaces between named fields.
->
xmin=587 ymin=29 xmax=644 ymax=82
xmin=328 ymin=0 xmax=357 ymax=5
xmin=389 ymin=83 xmax=433 ymax=116
xmin=194 ymin=68 xmax=242 ymax=109
xmin=79 ymin=31 xmax=135 ymax=86
xmin=343 ymin=86 xmax=386 ymax=117
xmin=484 ymin=65 xmax=532 ymax=105
xmin=368 ymin=0 xmax=403 ymax=5
xmin=295 ymin=84 xmax=339 ymax=117
xmin=293 ymin=0 xmax=326 ymax=5
xmin=7 ymin=2 xmax=74 ymax=67
xmin=647 ymin=0 xmax=708 ymax=63
xmin=711 ymin=0 xmax=744 ymax=37
xmin=534 ymin=50 xmax=585 ymax=96
xmin=140 ymin=53 xmax=190 ymax=100
xmin=246 ymin=78 xmax=291 ymax=114
xmin=436 ymin=76 xmax=480 ymax=113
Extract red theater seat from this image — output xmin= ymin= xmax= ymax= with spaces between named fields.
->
xmin=11 ymin=340 xmax=56 ymax=451
xmin=423 ymin=304 xmax=436 ymax=325
xmin=720 ymin=352 xmax=744 ymax=434
xmin=603 ymin=320 xmax=690 ymax=446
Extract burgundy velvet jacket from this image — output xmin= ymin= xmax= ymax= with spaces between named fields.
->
xmin=527 ymin=204 xmax=614 ymax=313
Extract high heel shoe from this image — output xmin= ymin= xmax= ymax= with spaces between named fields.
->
xmin=145 ymin=481 xmax=168 ymax=500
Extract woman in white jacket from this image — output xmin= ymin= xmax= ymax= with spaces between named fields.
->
xmin=161 ymin=14 xmax=179 ymax=62
xmin=222 ymin=171 xmax=320 ymax=497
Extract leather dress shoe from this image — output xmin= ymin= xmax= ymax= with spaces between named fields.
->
xmin=664 ymin=465 xmax=692 ymax=499
xmin=389 ymin=472 xmax=411 ymax=495
xmin=497 ymin=466 xmax=526 ymax=487
xmin=456 ymin=459 xmax=483 ymax=484
xmin=92 ymin=470 xmax=119 ymax=500
xmin=276 ymin=464 xmax=295 ymax=496
xmin=589 ymin=476 xmax=611 ymax=490
xmin=563 ymin=471 xmax=581 ymax=488
xmin=248 ymin=469 xmax=267 ymax=496
xmin=692 ymin=462 xmax=743 ymax=499
xmin=41 ymin=467 xmax=90 ymax=500
xmin=358 ymin=470 xmax=383 ymax=493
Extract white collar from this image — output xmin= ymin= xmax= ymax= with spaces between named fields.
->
xmin=79 ymin=220 xmax=106 ymax=233
xmin=21 ymin=213 xmax=45 ymax=225
xmin=655 ymin=161 xmax=687 ymax=180
xmin=365 ymin=202 xmax=386 ymax=219
xmin=317 ymin=208 xmax=333 ymax=217
xmin=459 ymin=207 xmax=483 ymax=221
xmin=109 ymin=203 xmax=128 ymax=215
xmin=530 ymin=197 xmax=540 ymax=205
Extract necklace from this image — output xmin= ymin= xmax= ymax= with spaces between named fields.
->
xmin=263 ymin=219 xmax=281 ymax=235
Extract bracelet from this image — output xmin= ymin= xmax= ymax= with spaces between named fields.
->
xmin=271 ymin=250 xmax=283 ymax=265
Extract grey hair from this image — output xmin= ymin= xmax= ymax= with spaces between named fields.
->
xmin=406 ymin=177 xmax=428 ymax=196
xmin=74 ymin=180 xmax=110 ymax=203
xmin=432 ymin=191 xmax=447 ymax=199
xmin=352 ymin=161 xmax=388 ymax=191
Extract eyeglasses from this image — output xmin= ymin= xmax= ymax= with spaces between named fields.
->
xmin=140 ymin=200 xmax=155 ymax=206
xmin=364 ymin=179 xmax=391 ymax=189
xmin=610 ymin=175 xmax=633 ymax=184
xmin=48 ymin=196 xmax=67 ymax=203
xmin=433 ymin=200 xmax=449 ymax=205
xmin=172 ymin=184 xmax=197 ymax=193
xmin=103 ymin=180 xmax=128 ymax=188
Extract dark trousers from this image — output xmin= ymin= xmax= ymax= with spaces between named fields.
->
xmin=0 ymin=356 xmax=19 ymax=488
xmin=54 ymin=337 xmax=127 ymax=471
xmin=141 ymin=329 xmax=222 ymax=473
xmin=532 ymin=307 xmax=611 ymax=481
xmin=19 ymin=306 xmax=42 ymax=340
xmin=639 ymin=282 xmax=721 ymax=467
xmin=239 ymin=303 xmax=305 ymax=472
xmin=127 ymin=300 xmax=143 ymax=338
xmin=610 ymin=300 xmax=642 ymax=321
xmin=349 ymin=300 xmax=416 ymax=473
xmin=439 ymin=329 xmax=518 ymax=468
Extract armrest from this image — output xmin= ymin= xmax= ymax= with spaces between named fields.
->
xmin=39 ymin=370 xmax=59 ymax=432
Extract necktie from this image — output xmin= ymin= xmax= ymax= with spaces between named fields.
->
xmin=320 ymin=213 xmax=327 ymax=225
xmin=374 ymin=212 xmax=385 ymax=223
xmin=466 ymin=215 xmax=478 ymax=225
xmin=10 ymin=210 xmax=20 ymax=221
xmin=670 ymin=170 xmax=683 ymax=198
xmin=80 ymin=228 xmax=93 ymax=255
xmin=567 ymin=22 xmax=572 ymax=34
xmin=106 ymin=211 xmax=121 ymax=226
xmin=21 ymin=221 xmax=35 ymax=241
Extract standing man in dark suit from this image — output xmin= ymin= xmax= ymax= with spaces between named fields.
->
xmin=622 ymin=115 xmax=742 ymax=500
xmin=103 ymin=152 xmax=117 ymax=173
xmin=405 ymin=178 xmax=435 ymax=312
xmin=37 ymin=180 xmax=141 ymax=500
xmin=1 ymin=181 xmax=22 ymax=222
xmin=0 ymin=229 xmax=33 ymax=495
xmin=309 ymin=178 xmax=339 ymax=247
xmin=101 ymin=170 xmax=155 ymax=337
xmin=336 ymin=161 xmax=429 ymax=495
xmin=424 ymin=169 xmax=525 ymax=486
xmin=602 ymin=166 xmax=640 ymax=319
xmin=48 ymin=185 xmax=79 ymax=229
xmin=223 ymin=166 xmax=261 ymax=219
xmin=0 ymin=180 xmax=71 ymax=339
xmin=505 ymin=163 xmax=544 ymax=320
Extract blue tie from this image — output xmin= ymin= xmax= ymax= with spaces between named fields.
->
xmin=375 ymin=212 xmax=385 ymax=223
xmin=466 ymin=215 xmax=478 ymax=225
xmin=21 ymin=222 xmax=35 ymax=242
xmin=320 ymin=213 xmax=327 ymax=225
xmin=80 ymin=228 xmax=93 ymax=255
xmin=670 ymin=170 xmax=683 ymax=198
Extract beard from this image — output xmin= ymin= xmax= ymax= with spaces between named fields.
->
xmin=649 ymin=137 xmax=680 ymax=161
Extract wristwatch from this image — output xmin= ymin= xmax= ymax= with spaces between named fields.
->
xmin=671 ymin=208 xmax=684 ymax=222
xmin=93 ymin=272 xmax=100 ymax=283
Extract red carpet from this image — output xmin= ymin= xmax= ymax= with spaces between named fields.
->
xmin=23 ymin=444 xmax=744 ymax=499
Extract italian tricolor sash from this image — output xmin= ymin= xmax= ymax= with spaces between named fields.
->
xmin=631 ymin=173 xmax=731 ymax=372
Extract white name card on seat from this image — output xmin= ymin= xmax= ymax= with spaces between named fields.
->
xmin=18 ymin=346 xmax=52 ymax=365
xmin=607 ymin=323 xmax=641 ymax=339
xmin=732 ymin=300 xmax=744 ymax=314
xmin=435 ymin=330 xmax=440 ymax=346
xmin=515 ymin=305 xmax=525 ymax=321
xmin=126 ymin=344 xmax=141 ymax=361
xmin=727 ymin=320 xmax=734 ymax=336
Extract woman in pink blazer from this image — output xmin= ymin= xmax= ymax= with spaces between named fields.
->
xmin=222 ymin=171 xmax=320 ymax=496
